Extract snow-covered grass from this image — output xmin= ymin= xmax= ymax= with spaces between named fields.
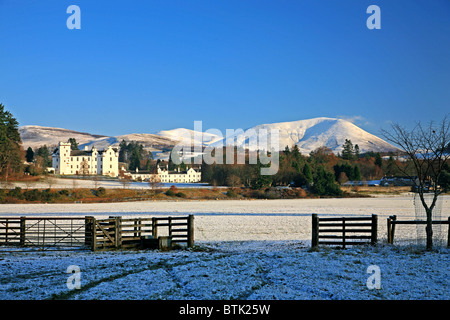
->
xmin=0 ymin=195 xmax=449 ymax=300
xmin=1 ymin=241 xmax=448 ymax=300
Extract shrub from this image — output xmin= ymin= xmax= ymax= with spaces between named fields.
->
xmin=226 ymin=189 xmax=238 ymax=198
xmin=312 ymin=166 xmax=343 ymax=197
xmin=165 ymin=189 xmax=176 ymax=196
xmin=40 ymin=189 xmax=59 ymax=202
xmin=8 ymin=187 xmax=23 ymax=199
xmin=176 ymin=192 xmax=187 ymax=198
xmin=59 ymin=189 xmax=70 ymax=196
xmin=23 ymin=189 xmax=41 ymax=201
xmin=96 ymin=187 xmax=106 ymax=197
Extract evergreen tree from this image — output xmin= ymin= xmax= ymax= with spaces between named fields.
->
xmin=374 ymin=152 xmax=383 ymax=168
xmin=119 ymin=139 xmax=128 ymax=162
xmin=26 ymin=147 xmax=34 ymax=163
xmin=312 ymin=166 xmax=343 ymax=196
xmin=129 ymin=148 xmax=141 ymax=171
xmin=283 ymin=145 xmax=290 ymax=155
xmin=35 ymin=146 xmax=52 ymax=168
xmin=68 ymin=138 xmax=79 ymax=150
xmin=438 ymin=163 xmax=450 ymax=192
xmin=0 ymin=104 xmax=23 ymax=180
xmin=302 ymin=162 xmax=313 ymax=184
xmin=354 ymin=144 xmax=360 ymax=159
xmin=352 ymin=165 xmax=362 ymax=181
xmin=341 ymin=139 xmax=355 ymax=160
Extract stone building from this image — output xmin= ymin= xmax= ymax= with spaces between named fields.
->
xmin=52 ymin=142 xmax=119 ymax=177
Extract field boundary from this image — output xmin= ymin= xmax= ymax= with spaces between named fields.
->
xmin=0 ymin=215 xmax=194 ymax=251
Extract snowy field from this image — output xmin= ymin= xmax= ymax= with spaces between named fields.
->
xmin=0 ymin=195 xmax=449 ymax=300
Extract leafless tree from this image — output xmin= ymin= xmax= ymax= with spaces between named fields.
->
xmin=46 ymin=176 xmax=56 ymax=190
xmin=381 ymin=115 xmax=450 ymax=250
xmin=148 ymin=175 xmax=162 ymax=194
xmin=120 ymin=176 xmax=132 ymax=189
xmin=79 ymin=159 xmax=90 ymax=176
xmin=92 ymin=175 xmax=100 ymax=189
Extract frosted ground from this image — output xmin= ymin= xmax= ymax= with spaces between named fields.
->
xmin=0 ymin=195 xmax=449 ymax=300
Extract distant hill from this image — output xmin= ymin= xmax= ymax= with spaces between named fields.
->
xmin=19 ymin=117 xmax=400 ymax=156
xmin=212 ymin=117 xmax=400 ymax=154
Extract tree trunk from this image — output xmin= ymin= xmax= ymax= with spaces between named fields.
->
xmin=426 ymin=208 xmax=433 ymax=251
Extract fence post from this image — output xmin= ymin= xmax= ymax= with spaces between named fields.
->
xmin=311 ymin=214 xmax=319 ymax=248
xmin=115 ymin=216 xmax=122 ymax=249
xmin=168 ymin=216 xmax=172 ymax=238
xmin=387 ymin=216 xmax=392 ymax=244
xmin=387 ymin=215 xmax=397 ymax=244
xmin=447 ymin=217 xmax=450 ymax=248
xmin=187 ymin=214 xmax=194 ymax=248
xmin=85 ymin=216 xmax=94 ymax=248
xmin=371 ymin=214 xmax=378 ymax=246
xmin=152 ymin=217 xmax=158 ymax=239
xmin=342 ymin=217 xmax=346 ymax=249
xmin=20 ymin=217 xmax=26 ymax=246
xmin=391 ymin=215 xmax=397 ymax=244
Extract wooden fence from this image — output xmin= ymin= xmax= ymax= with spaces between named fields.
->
xmin=0 ymin=215 xmax=194 ymax=251
xmin=312 ymin=214 xmax=378 ymax=248
xmin=0 ymin=217 xmax=89 ymax=249
xmin=387 ymin=215 xmax=450 ymax=247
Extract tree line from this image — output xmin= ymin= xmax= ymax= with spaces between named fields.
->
xmin=199 ymin=140 xmax=444 ymax=196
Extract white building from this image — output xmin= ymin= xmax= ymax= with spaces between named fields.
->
xmin=52 ymin=142 xmax=119 ymax=177
xmin=127 ymin=165 xmax=202 ymax=183
xmin=157 ymin=165 xmax=202 ymax=183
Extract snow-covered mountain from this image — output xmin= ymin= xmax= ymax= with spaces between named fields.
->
xmin=211 ymin=117 xmax=399 ymax=154
xmin=19 ymin=117 xmax=399 ymax=155
xmin=156 ymin=128 xmax=223 ymax=146
xmin=18 ymin=126 xmax=112 ymax=150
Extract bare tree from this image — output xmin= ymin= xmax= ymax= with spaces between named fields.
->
xmin=148 ymin=175 xmax=162 ymax=194
xmin=120 ymin=176 xmax=132 ymax=189
xmin=92 ymin=175 xmax=100 ymax=189
xmin=79 ymin=159 xmax=90 ymax=176
xmin=46 ymin=176 xmax=56 ymax=190
xmin=382 ymin=115 xmax=450 ymax=250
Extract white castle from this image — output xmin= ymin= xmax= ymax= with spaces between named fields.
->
xmin=52 ymin=142 xmax=119 ymax=177
xmin=128 ymin=164 xmax=202 ymax=183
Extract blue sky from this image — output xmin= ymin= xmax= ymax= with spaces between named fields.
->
xmin=0 ymin=0 xmax=449 ymax=137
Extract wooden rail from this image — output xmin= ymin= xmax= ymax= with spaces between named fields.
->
xmin=0 ymin=217 xmax=89 ymax=248
xmin=0 ymin=215 xmax=194 ymax=251
xmin=387 ymin=215 xmax=450 ymax=247
xmin=312 ymin=214 xmax=378 ymax=249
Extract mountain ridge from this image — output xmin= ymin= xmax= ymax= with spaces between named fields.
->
xmin=19 ymin=117 xmax=400 ymax=155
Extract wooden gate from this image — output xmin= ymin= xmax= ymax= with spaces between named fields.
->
xmin=88 ymin=215 xmax=194 ymax=251
xmin=0 ymin=217 xmax=90 ymax=250
xmin=312 ymin=214 xmax=378 ymax=248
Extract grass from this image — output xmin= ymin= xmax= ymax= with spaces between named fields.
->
xmin=0 ymin=182 xmax=418 ymax=204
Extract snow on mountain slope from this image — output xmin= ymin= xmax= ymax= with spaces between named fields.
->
xmin=213 ymin=117 xmax=399 ymax=154
xmin=18 ymin=125 xmax=109 ymax=150
xmin=19 ymin=117 xmax=399 ymax=155
xmin=156 ymin=128 xmax=223 ymax=146
xmin=115 ymin=133 xmax=176 ymax=149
